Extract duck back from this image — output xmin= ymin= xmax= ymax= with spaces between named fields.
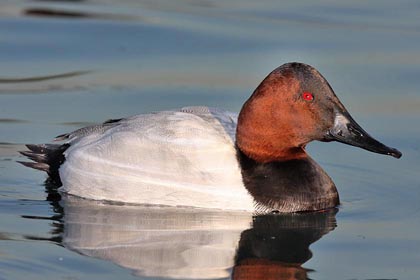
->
xmin=58 ymin=107 xmax=255 ymax=210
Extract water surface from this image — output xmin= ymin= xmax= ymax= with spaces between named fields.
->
xmin=0 ymin=1 xmax=419 ymax=279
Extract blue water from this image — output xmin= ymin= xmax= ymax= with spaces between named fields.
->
xmin=1 ymin=1 xmax=420 ymax=279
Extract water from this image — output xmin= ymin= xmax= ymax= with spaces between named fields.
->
xmin=1 ymin=1 xmax=420 ymax=279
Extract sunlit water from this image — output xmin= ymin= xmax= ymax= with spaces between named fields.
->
xmin=1 ymin=1 xmax=420 ymax=279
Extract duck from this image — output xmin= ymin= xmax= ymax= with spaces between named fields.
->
xmin=19 ymin=62 xmax=402 ymax=213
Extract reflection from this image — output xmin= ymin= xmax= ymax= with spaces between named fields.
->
xmin=61 ymin=195 xmax=252 ymax=279
xmin=21 ymin=180 xmax=64 ymax=243
xmin=22 ymin=182 xmax=337 ymax=279
xmin=233 ymin=210 xmax=337 ymax=280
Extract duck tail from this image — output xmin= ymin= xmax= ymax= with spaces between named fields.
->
xmin=18 ymin=143 xmax=70 ymax=185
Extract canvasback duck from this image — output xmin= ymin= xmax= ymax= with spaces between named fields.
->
xmin=20 ymin=62 xmax=401 ymax=212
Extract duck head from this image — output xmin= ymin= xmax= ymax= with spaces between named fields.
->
xmin=237 ymin=62 xmax=402 ymax=163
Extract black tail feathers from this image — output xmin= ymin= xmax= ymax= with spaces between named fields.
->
xmin=19 ymin=143 xmax=70 ymax=185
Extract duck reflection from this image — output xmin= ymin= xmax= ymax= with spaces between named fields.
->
xmin=25 ymin=184 xmax=337 ymax=279
xmin=233 ymin=210 xmax=337 ymax=280
xmin=61 ymin=195 xmax=252 ymax=279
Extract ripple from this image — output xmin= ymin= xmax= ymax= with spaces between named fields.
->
xmin=0 ymin=119 xmax=28 ymax=124
xmin=57 ymin=121 xmax=96 ymax=127
xmin=0 ymin=70 xmax=91 ymax=84
xmin=0 ymin=143 xmax=25 ymax=158
xmin=23 ymin=7 xmax=137 ymax=21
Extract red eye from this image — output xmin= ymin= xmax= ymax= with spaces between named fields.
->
xmin=302 ymin=92 xmax=314 ymax=101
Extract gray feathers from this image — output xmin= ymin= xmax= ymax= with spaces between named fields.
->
xmin=54 ymin=119 xmax=123 ymax=141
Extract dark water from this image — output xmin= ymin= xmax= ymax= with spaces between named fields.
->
xmin=1 ymin=1 xmax=420 ymax=279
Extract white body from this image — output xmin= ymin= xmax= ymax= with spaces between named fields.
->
xmin=59 ymin=107 xmax=255 ymax=211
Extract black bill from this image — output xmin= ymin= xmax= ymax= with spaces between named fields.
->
xmin=325 ymin=111 xmax=402 ymax=159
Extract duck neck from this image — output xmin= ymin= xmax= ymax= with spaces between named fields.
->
xmin=236 ymin=102 xmax=307 ymax=162
xmin=236 ymin=147 xmax=339 ymax=213
xmin=237 ymin=140 xmax=307 ymax=163
xmin=236 ymin=85 xmax=308 ymax=163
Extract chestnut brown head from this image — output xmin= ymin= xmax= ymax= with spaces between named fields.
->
xmin=236 ymin=62 xmax=401 ymax=162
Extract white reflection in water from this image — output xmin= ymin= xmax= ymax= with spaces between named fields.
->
xmin=62 ymin=195 xmax=252 ymax=279
xmin=58 ymin=195 xmax=337 ymax=279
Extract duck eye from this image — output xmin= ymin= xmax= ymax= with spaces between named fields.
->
xmin=302 ymin=92 xmax=314 ymax=101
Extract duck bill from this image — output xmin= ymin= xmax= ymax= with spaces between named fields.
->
xmin=325 ymin=111 xmax=402 ymax=159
